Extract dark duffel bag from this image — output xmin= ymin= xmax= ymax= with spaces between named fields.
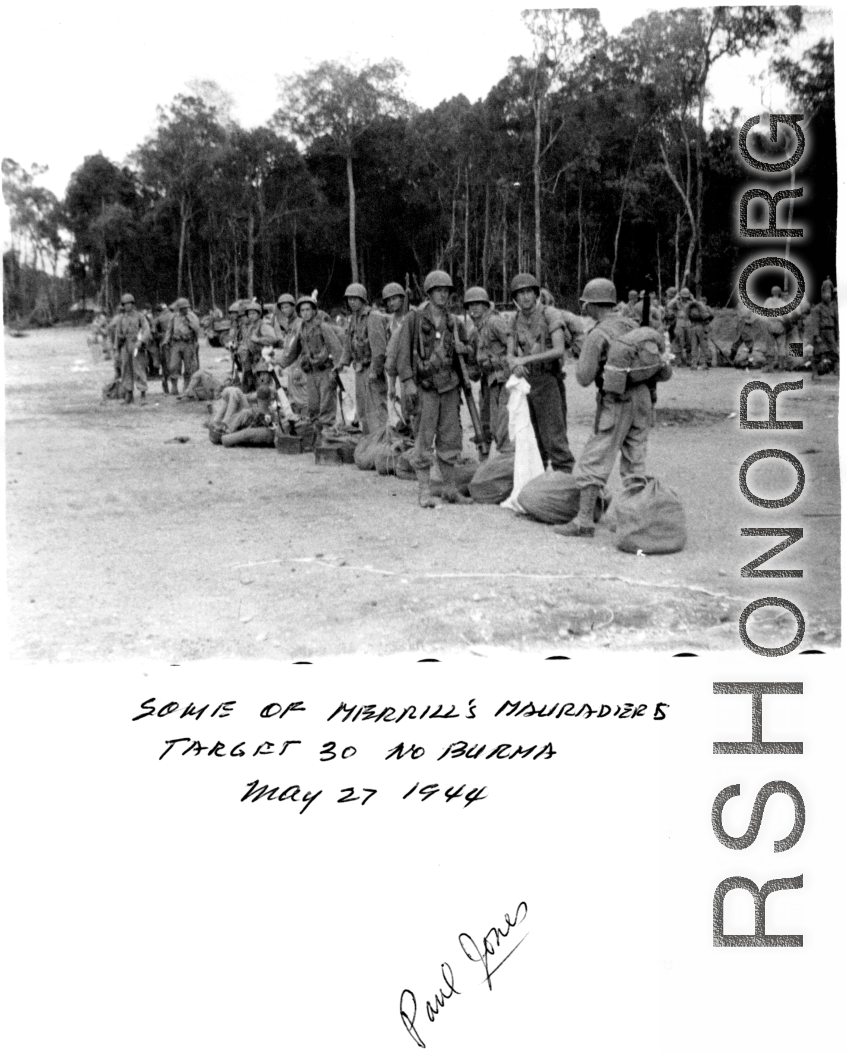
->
xmin=469 ymin=454 xmax=515 ymax=504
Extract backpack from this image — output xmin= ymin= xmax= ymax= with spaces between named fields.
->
xmin=598 ymin=322 xmax=666 ymax=396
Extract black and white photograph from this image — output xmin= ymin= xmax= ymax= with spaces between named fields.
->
xmin=3 ymin=4 xmax=844 ymax=1052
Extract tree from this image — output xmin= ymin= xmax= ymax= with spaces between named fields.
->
xmin=3 ymin=158 xmax=66 ymax=319
xmin=618 ymin=6 xmax=803 ymax=292
xmin=520 ymin=8 xmax=606 ymax=282
xmin=276 ymin=59 xmax=411 ymax=283
xmin=135 ymin=92 xmax=228 ymax=296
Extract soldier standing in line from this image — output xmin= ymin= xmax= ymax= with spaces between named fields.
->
xmin=763 ymin=285 xmax=789 ymax=371
xmin=150 ymin=303 xmax=171 ymax=390
xmin=671 ymin=288 xmax=695 ymax=365
xmin=687 ymin=293 xmax=713 ymax=368
xmin=464 ymin=287 xmax=512 ymax=454
xmin=506 ymin=272 xmax=575 ymax=473
xmin=162 ymin=297 xmax=200 ymax=395
xmin=555 ymin=278 xmax=673 ymax=539
xmin=236 ymin=302 xmax=263 ymax=393
xmin=113 ymin=293 xmax=151 ymax=404
xmin=810 ymin=282 xmax=839 ymax=376
xmin=282 ymin=294 xmax=344 ymax=438
xmin=729 ymin=303 xmax=758 ymax=367
xmin=383 ymin=281 xmax=413 ymax=428
xmin=339 ymin=282 xmax=388 ymax=434
xmin=394 ymin=270 xmax=473 ymax=508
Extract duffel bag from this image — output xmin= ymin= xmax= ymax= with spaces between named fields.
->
xmin=518 ymin=472 xmax=609 ymax=524
xmin=469 ymin=454 xmax=515 ymax=504
xmin=615 ymin=475 xmax=686 ymax=554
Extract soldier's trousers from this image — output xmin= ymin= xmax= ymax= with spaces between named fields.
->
xmin=119 ymin=344 xmax=147 ymax=396
xmin=573 ymin=385 xmax=652 ymax=489
xmin=409 ymin=386 xmax=462 ymax=472
xmin=488 ymin=380 xmax=513 ymax=453
xmin=673 ymin=326 xmax=692 ymax=365
xmin=479 ymin=375 xmax=492 ymax=446
xmin=354 ymin=369 xmax=388 ymax=434
xmin=306 ymin=367 xmax=337 ymax=429
xmin=766 ymin=330 xmax=788 ymax=370
xmin=168 ymin=340 xmax=198 ymax=383
xmin=689 ymin=326 xmax=709 ymax=367
xmin=527 ymin=371 xmax=574 ymax=472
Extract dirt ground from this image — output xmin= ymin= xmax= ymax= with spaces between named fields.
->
xmin=4 ymin=324 xmax=841 ymax=661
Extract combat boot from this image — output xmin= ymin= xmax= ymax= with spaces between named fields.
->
xmin=441 ymin=464 xmax=473 ymax=505
xmin=554 ymin=484 xmax=599 ymax=538
xmin=415 ymin=469 xmax=436 ymax=509
xmin=169 ymin=378 xmax=179 ymax=395
xmin=124 ymin=389 xmax=134 ymax=405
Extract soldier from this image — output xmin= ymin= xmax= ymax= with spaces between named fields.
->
xmin=763 ymin=285 xmax=789 ymax=371
xmin=670 ymin=288 xmax=695 ymax=365
xmin=622 ymin=290 xmax=641 ymax=320
xmin=162 ymin=297 xmax=200 ymax=394
xmin=555 ymin=278 xmax=673 ymax=539
xmin=282 ymin=294 xmax=344 ymax=437
xmin=148 ymin=303 xmax=170 ymax=387
xmin=209 ymin=361 xmax=279 ymax=443
xmin=112 ymin=294 xmax=151 ymax=404
xmin=687 ymin=293 xmax=713 ymax=368
xmin=394 ymin=269 xmax=473 ymax=507
xmin=383 ymin=281 xmax=413 ymax=427
xmin=809 ymin=283 xmax=839 ymax=376
xmin=729 ymin=304 xmax=758 ymax=367
xmin=339 ymin=282 xmax=388 ymax=434
xmin=177 ymin=369 xmax=228 ymax=403
xmin=506 ymin=272 xmax=575 ymax=473
xmin=464 ymin=287 xmax=512 ymax=453
xmin=236 ymin=302 xmax=263 ymax=392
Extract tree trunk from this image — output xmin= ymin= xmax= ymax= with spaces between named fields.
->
xmin=482 ymin=182 xmax=491 ymax=286
xmin=177 ymin=195 xmax=189 ymax=297
xmin=292 ymin=216 xmax=299 ymax=299
xmin=533 ymin=96 xmax=542 ymax=281
xmin=576 ymin=185 xmax=583 ymax=295
xmin=656 ymin=232 xmax=663 ymax=305
xmin=674 ymin=213 xmax=681 ymax=291
xmin=502 ymin=207 xmax=507 ymax=304
xmin=517 ymin=199 xmax=523 ymax=274
xmin=346 ymin=150 xmax=358 ymax=283
xmin=208 ymin=245 xmax=216 ymax=310
xmin=463 ymin=165 xmax=470 ymax=286
xmin=247 ymin=210 xmax=254 ymax=300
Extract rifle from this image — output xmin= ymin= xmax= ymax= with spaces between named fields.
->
xmin=450 ymin=319 xmax=489 ymax=458
xmin=404 ymin=272 xmax=411 ymax=315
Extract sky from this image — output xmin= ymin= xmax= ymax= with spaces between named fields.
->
xmin=0 ymin=2 xmax=837 ymax=206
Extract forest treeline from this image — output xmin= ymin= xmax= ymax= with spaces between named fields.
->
xmin=2 ymin=7 xmax=835 ymax=322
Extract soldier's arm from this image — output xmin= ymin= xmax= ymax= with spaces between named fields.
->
xmin=140 ymin=315 xmax=151 ymax=343
xmin=322 ymin=323 xmax=345 ymax=368
xmin=520 ymin=325 xmax=566 ymax=365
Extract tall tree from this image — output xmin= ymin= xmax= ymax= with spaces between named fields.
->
xmin=520 ymin=8 xmax=606 ymax=282
xmin=618 ymin=6 xmax=804 ymax=292
xmin=134 ymin=93 xmax=227 ymax=295
xmin=276 ymin=59 xmax=411 ymax=283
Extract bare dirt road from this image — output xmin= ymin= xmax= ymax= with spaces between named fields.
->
xmin=4 ymin=324 xmax=841 ymax=661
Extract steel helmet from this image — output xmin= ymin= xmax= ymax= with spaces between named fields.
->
xmin=510 ymin=272 xmax=540 ymax=296
xmin=770 ymin=285 xmax=782 ymax=296
xmin=382 ymin=282 xmax=404 ymax=300
xmin=628 ymin=289 xmax=638 ymax=300
xmin=423 ymin=270 xmax=454 ymax=293
xmin=262 ymin=302 xmax=276 ymax=312
xmin=580 ymin=278 xmax=618 ymax=305
xmin=277 ymin=293 xmax=295 ymax=306
xmin=120 ymin=293 xmax=135 ymax=305
xmin=175 ymin=297 xmax=190 ymax=310
xmin=665 ymin=286 xmax=677 ymax=298
xmin=245 ymin=301 xmax=261 ymax=314
xmin=228 ymin=301 xmax=241 ymax=313
xmin=296 ymin=295 xmax=317 ymax=313
xmin=159 ymin=302 xmax=169 ymax=311
xmin=344 ymin=283 xmax=368 ymax=301
xmin=463 ymin=286 xmax=490 ymax=307
xmin=679 ymin=287 xmax=692 ymax=300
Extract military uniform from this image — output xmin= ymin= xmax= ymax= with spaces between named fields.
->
xmin=340 ymin=306 xmax=388 ymax=434
xmin=572 ymin=313 xmax=672 ymax=489
xmin=164 ymin=303 xmax=200 ymax=393
xmin=763 ymin=290 xmax=789 ymax=370
xmin=395 ymin=300 xmax=468 ymax=475
xmin=810 ymin=298 xmax=839 ymax=374
xmin=509 ymin=303 xmax=575 ymax=472
xmin=687 ymin=298 xmax=713 ymax=367
xmin=283 ymin=310 xmax=343 ymax=430
xmin=469 ymin=309 xmax=512 ymax=452
xmin=114 ymin=301 xmax=151 ymax=401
